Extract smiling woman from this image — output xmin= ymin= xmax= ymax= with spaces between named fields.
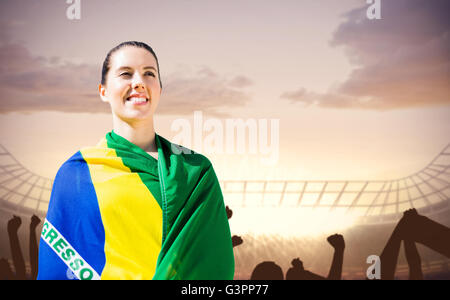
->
xmin=37 ymin=41 xmax=235 ymax=280
xmin=98 ymin=41 xmax=163 ymax=149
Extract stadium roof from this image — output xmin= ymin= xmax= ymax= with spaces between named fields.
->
xmin=0 ymin=143 xmax=449 ymax=224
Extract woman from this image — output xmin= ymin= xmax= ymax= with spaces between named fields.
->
xmin=37 ymin=41 xmax=235 ymax=280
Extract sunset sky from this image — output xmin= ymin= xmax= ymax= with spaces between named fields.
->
xmin=0 ymin=0 xmax=449 ymax=182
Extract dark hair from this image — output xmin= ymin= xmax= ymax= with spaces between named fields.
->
xmin=101 ymin=41 xmax=162 ymax=89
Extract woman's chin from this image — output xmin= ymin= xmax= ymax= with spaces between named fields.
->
xmin=114 ymin=110 xmax=154 ymax=124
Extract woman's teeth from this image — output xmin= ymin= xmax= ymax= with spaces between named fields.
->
xmin=127 ymin=97 xmax=148 ymax=103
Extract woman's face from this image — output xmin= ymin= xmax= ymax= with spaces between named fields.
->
xmin=99 ymin=46 xmax=161 ymax=124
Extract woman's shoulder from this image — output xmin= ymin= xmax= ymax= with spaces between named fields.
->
xmin=57 ymin=138 xmax=110 ymax=171
xmin=54 ymin=149 xmax=94 ymax=179
xmin=59 ymin=150 xmax=85 ymax=167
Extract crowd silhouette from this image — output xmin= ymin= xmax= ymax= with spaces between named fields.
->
xmin=246 ymin=208 xmax=450 ymax=280
xmin=1 ymin=215 xmax=40 ymax=280
xmin=250 ymin=233 xmax=345 ymax=280
xmin=1 ymin=207 xmax=449 ymax=280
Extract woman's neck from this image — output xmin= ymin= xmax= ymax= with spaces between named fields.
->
xmin=112 ymin=115 xmax=157 ymax=152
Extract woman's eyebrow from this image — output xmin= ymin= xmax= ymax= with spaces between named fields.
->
xmin=116 ymin=66 xmax=132 ymax=71
xmin=143 ymin=66 xmax=157 ymax=71
xmin=116 ymin=66 xmax=157 ymax=71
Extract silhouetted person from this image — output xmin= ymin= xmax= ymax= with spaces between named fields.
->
xmin=7 ymin=215 xmax=26 ymax=280
xmin=285 ymin=234 xmax=345 ymax=280
xmin=226 ymin=205 xmax=243 ymax=248
xmin=380 ymin=208 xmax=450 ymax=280
xmin=29 ymin=215 xmax=41 ymax=280
xmin=250 ymin=261 xmax=284 ymax=280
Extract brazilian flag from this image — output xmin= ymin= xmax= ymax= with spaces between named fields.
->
xmin=37 ymin=130 xmax=235 ymax=280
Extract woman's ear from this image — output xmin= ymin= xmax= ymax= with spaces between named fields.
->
xmin=99 ymin=84 xmax=108 ymax=103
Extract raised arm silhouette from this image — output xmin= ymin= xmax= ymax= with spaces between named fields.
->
xmin=401 ymin=209 xmax=450 ymax=257
xmin=404 ymin=239 xmax=423 ymax=280
xmin=326 ymin=234 xmax=345 ymax=280
xmin=380 ymin=208 xmax=450 ymax=280
xmin=285 ymin=234 xmax=345 ymax=280
xmin=29 ymin=215 xmax=41 ymax=280
xmin=7 ymin=215 xmax=26 ymax=280
xmin=2 ymin=214 xmax=42 ymax=280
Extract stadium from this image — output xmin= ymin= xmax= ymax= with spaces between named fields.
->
xmin=0 ymin=143 xmax=449 ymax=279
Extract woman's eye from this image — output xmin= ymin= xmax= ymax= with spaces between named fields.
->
xmin=119 ymin=71 xmax=154 ymax=77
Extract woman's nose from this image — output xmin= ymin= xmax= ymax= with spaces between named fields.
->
xmin=133 ymin=82 xmax=145 ymax=92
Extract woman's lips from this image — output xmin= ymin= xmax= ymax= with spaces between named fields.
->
xmin=125 ymin=96 xmax=149 ymax=105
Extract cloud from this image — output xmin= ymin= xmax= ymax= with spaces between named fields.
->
xmin=0 ymin=41 xmax=252 ymax=116
xmin=283 ymin=0 xmax=450 ymax=110
xmin=0 ymin=19 xmax=252 ymax=116
xmin=0 ymin=42 xmax=106 ymax=114
xmin=227 ymin=75 xmax=253 ymax=88
xmin=280 ymin=88 xmax=312 ymax=105
xmin=157 ymin=67 xmax=252 ymax=116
